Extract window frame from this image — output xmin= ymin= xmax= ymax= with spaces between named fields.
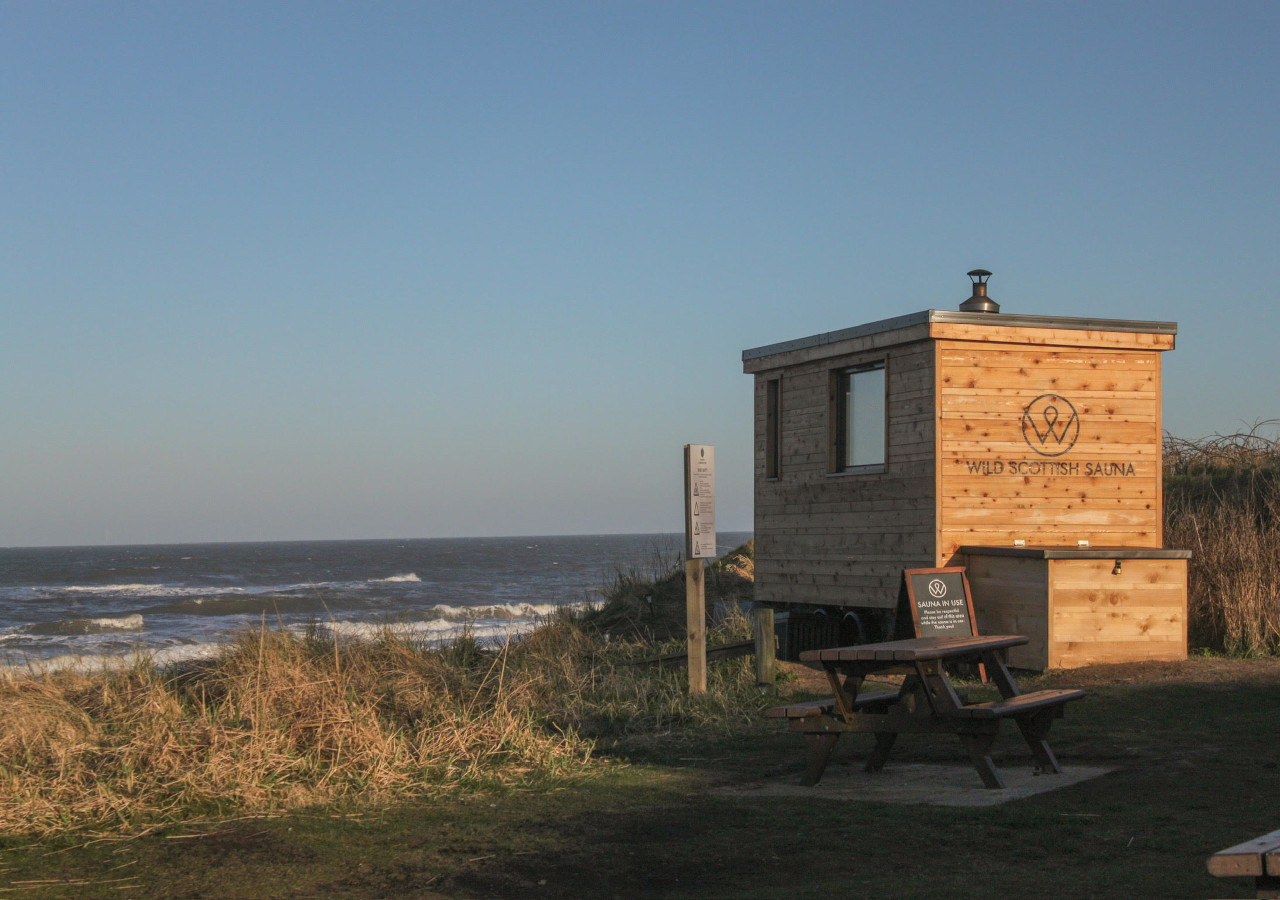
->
xmin=765 ymin=377 xmax=781 ymax=480
xmin=830 ymin=361 xmax=887 ymax=475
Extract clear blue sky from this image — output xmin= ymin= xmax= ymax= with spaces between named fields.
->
xmin=3 ymin=1 xmax=1277 ymax=547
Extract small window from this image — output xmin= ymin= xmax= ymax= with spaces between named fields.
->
xmin=833 ymin=364 xmax=886 ymax=471
xmin=765 ymin=378 xmax=781 ymax=479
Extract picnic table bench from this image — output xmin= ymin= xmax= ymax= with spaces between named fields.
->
xmin=766 ymin=634 xmax=1085 ymax=789
xmin=1208 ymin=828 xmax=1280 ymax=898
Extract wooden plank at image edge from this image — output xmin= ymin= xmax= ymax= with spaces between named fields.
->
xmin=1207 ymin=829 xmax=1280 ymax=877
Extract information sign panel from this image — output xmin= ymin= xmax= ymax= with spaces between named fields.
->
xmin=902 ymin=568 xmax=977 ymax=639
xmin=684 ymin=444 xmax=717 ymax=559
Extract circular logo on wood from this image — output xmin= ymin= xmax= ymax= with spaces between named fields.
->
xmin=928 ymin=579 xmax=947 ymax=598
xmin=1021 ymin=394 xmax=1080 ymax=457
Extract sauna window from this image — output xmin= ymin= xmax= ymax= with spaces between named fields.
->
xmin=765 ymin=378 xmax=781 ymax=479
xmin=833 ymin=364 xmax=886 ymax=472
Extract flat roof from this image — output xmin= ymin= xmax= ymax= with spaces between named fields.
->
xmin=741 ymin=309 xmax=1179 ymax=362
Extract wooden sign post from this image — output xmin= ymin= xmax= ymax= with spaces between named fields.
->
xmin=684 ymin=444 xmax=716 ymax=694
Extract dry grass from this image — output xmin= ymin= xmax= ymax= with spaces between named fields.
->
xmin=1165 ymin=421 xmax=1280 ymax=655
xmin=581 ymin=541 xmax=754 ymax=641
xmin=0 ymin=603 xmax=761 ymax=836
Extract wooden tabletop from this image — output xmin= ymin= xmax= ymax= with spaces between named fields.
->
xmin=799 ymin=634 xmax=1028 ymax=664
xmin=1207 ymin=828 xmax=1280 ymax=878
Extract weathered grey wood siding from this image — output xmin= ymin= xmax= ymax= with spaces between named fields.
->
xmin=747 ymin=336 xmax=936 ymax=610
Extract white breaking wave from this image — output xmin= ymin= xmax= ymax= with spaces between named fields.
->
xmin=19 ymin=614 xmax=147 ymax=636
xmin=313 ymin=618 xmax=535 ymax=645
xmin=0 ymin=617 xmax=539 ymax=674
xmin=423 ymin=602 xmax=566 ymax=622
xmin=1 ymin=641 xmax=225 ymax=676
xmin=83 ymin=614 xmax=145 ymax=632
xmin=52 ymin=578 xmax=393 ymax=600
xmin=63 ymin=583 xmax=242 ymax=598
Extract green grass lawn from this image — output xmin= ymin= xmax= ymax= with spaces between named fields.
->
xmin=3 ymin=657 xmax=1278 ymax=899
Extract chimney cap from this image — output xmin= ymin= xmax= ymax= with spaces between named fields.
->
xmin=960 ymin=269 xmax=1000 ymax=313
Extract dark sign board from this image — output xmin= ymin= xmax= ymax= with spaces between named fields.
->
xmin=901 ymin=568 xmax=977 ymax=639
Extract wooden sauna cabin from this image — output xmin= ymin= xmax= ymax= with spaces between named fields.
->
xmin=742 ymin=270 xmax=1189 ymax=670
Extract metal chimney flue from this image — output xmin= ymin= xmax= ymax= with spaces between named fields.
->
xmin=960 ymin=269 xmax=1000 ymax=313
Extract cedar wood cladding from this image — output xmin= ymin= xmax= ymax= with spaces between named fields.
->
xmin=936 ymin=338 xmax=1165 ymax=560
xmin=748 ymin=325 xmax=936 ymax=610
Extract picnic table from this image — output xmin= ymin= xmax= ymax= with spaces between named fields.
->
xmin=766 ymin=634 xmax=1085 ymax=789
xmin=1208 ymin=828 xmax=1280 ymax=898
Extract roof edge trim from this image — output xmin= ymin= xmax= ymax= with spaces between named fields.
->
xmin=742 ymin=309 xmax=1179 ymax=362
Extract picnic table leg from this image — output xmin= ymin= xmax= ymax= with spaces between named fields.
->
xmin=800 ymin=733 xmax=840 ymax=786
xmin=1014 ymin=710 xmax=1064 ymax=774
xmin=982 ymin=651 xmax=1021 ymax=700
xmin=960 ymin=731 xmax=1005 ymax=789
xmin=864 ymin=732 xmax=897 ymax=773
xmin=915 ymin=661 xmax=965 ymax=715
xmin=1252 ymin=874 xmax=1280 ymax=899
xmin=823 ymin=667 xmax=861 ymax=722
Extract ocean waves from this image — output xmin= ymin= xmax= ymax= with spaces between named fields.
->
xmin=1 ymin=602 xmax=581 ymax=675
xmin=0 ymin=532 xmax=751 ymax=668
xmin=4 ymin=573 xmax=427 ymax=602
xmin=0 ymin=588 xmax=583 ymax=667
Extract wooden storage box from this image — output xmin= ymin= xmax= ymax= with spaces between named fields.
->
xmin=963 ymin=546 xmax=1190 ymax=670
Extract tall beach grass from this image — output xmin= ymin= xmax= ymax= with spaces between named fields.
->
xmin=1165 ymin=422 xmax=1280 ymax=655
xmin=0 ymin=553 xmax=762 ymax=837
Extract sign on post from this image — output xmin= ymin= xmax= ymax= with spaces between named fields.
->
xmin=684 ymin=444 xmax=717 ymax=558
xmin=683 ymin=444 xmax=715 ymax=694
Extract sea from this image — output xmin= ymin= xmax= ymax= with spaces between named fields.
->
xmin=0 ymin=532 xmax=752 ymax=671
